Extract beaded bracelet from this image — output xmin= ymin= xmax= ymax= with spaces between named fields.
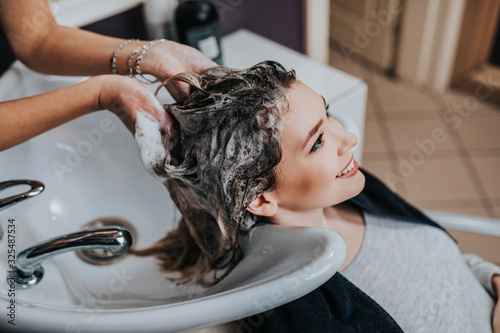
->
xmin=111 ymin=39 xmax=139 ymax=74
xmin=134 ymin=39 xmax=166 ymax=83
xmin=127 ymin=45 xmax=145 ymax=77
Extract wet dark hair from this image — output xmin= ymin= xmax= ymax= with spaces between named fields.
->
xmin=131 ymin=61 xmax=296 ymax=286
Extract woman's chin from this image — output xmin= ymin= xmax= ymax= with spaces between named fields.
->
xmin=326 ymin=171 xmax=366 ymax=207
xmin=343 ymin=170 xmax=366 ymax=200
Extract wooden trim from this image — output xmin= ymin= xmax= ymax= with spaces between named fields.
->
xmin=431 ymin=0 xmax=466 ymax=92
xmin=451 ymin=0 xmax=500 ymax=83
xmin=396 ymin=0 xmax=468 ymax=92
xmin=414 ymin=0 xmax=440 ymax=85
xmin=304 ymin=0 xmax=330 ymax=63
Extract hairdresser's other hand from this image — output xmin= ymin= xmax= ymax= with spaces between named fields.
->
xmin=96 ymin=75 xmax=177 ymax=137
xmin=493 ymin=274 xmax=500 ymax=333
xmin=138 ymin=40 xmax=217 ymax=101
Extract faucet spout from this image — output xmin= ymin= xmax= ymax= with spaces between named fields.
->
xmin=14 ymin=227 xmax=132 ymax=289
xmin=0 ymin=179 xmax=45 ymax=241
xmin=0 ymin=179 xmax=45 ymax=211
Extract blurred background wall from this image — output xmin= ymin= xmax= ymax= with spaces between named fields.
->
xmin=0 ymin=0 xmax=303 ymax=76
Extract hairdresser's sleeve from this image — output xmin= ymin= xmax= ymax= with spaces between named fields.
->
xmin=463 ymin=253 xmax=500 ymax=298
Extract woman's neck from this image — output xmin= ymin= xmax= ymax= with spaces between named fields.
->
xmin=272 ymin=201 xmax=366 ymax=272
xmin=272 ymin=201 xmax=362 ymax=230
xmin=272 ymin=207 xmax=327 ymax=228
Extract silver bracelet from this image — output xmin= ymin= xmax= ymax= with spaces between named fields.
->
xmin=134 ymin=39 xmax=166 ymax=83
xmin=127 ymin=45 xmax=145 ymax=77
xmin=110 ymin=39 xmax=139 ymax=75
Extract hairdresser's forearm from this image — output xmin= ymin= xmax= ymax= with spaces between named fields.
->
xmin=0 ymin=77 xmax=102 ymax=151
xmin=0 ymin=0 xmax=146 ymax=76
xmin=25 ymin=25 xmax=147 ymax=76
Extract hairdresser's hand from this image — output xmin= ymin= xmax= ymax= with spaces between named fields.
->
xmin=493 ymin=274 xmax=500 ymax=333
xmin=138 ymin=40 xmax=217 ymax=101
xmin=96 ymin=75 xmax=178 ymax=137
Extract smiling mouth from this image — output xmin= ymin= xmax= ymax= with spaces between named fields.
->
xmin=336 ymin=157 xmax=355 ymax=178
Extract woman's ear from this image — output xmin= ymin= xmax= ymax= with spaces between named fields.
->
xmin=247 ymin=193 xmax=278 ymax=217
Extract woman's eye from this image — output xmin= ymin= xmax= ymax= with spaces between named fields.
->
xmin=310 ymin=132 xmax=324 ymax=153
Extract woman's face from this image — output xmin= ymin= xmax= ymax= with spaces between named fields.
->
xmin=272 ymin=81 xmax=365 ymax=212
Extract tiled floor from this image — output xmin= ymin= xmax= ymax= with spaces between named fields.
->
xmin=329 ymin=48 xmax=500 ymax=264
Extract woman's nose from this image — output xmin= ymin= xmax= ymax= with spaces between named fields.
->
xmin=337 ymin=131 xmax=358 ymax=156
xmin=329 ymin=117 xmax=358 ymax=155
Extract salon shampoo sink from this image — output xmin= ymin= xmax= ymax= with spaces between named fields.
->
xmin=0 ymin=62 xmax=346 ymax=333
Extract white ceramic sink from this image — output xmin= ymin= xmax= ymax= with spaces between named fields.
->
xmin=0 ymin=62 xmax=346 ymax=333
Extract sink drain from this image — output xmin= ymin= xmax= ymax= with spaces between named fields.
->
xmin=75 ymin=217 xmax=137 ymax=266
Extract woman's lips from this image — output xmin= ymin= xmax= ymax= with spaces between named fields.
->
xmin=336 ymin=158 xmax=358 ymax=179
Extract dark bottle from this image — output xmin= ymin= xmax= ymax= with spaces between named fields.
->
xmin=175 ymin=0 xmax=223 ymax=65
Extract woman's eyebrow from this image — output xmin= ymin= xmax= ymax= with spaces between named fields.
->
xmin=302 ymin=118 xmax=324 ymax=150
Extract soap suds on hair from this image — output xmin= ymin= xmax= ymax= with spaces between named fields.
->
xmin=135 ymin=110 xmax=168 ymax=182
xmin=132 ymin=61 xmax=297 ymax=286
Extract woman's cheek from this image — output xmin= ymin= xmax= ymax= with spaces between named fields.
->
xmin=322 ymin=154 xmax=338 ymax=181
xmin=294 ymin=173 xmax=315 ymax=195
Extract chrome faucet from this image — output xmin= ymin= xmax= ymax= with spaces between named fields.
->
xmin=0 ymin=180 xmax=45 ymax=240
xmin=14 ymin=227 xmax=132 ymax=289
xmin=0 ymin=179 xmax=45 ymax=211
xmin=1 ymin=179 xmax=133 ymax=289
